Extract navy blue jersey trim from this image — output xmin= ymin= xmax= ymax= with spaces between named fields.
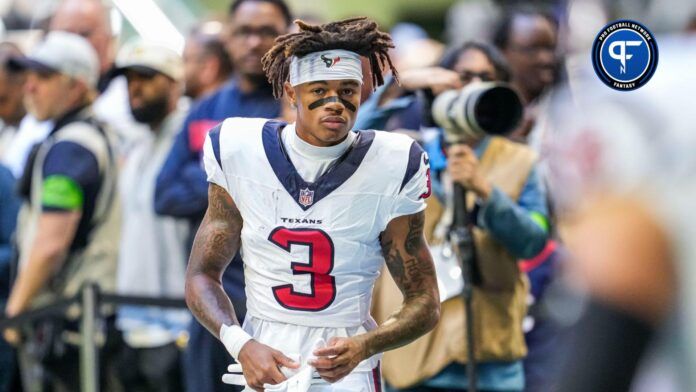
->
xmin=208 ymin=123 xmax=223 ymax=168
xmin=262 ymin=120 xmax=375 ymax=211
xmin=400 ymin=141 xmax=424 ymax=192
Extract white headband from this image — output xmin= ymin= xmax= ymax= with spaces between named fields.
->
xmin=288 ymin=49 xmax=363 ymax=86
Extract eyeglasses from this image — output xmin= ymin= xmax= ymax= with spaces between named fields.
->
xmin=231 ymin=26 xmax=281 ymax=41
xmin=507 ymin=44 xmax=556 ymax=56
xmin=460 ymin=70 xmax=494 ymax=83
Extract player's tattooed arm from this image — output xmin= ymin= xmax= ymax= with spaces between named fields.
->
xmin=368 ymin=211 xmax=440 ymax=355
xmin=185 ymin=183 xmax=243 ymax=337
xmin=310 ymin=211 xmax=439 ymax=383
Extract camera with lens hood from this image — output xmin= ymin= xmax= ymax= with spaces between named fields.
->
xmin=431 ymin=82 xmax=523 ymax=143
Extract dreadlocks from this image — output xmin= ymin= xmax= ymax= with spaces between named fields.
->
xmin=262 ymin=17 xmax=397 ymax=98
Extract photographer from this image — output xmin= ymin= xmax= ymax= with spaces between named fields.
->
xmin=372 ymin=42 xmax=549 ymax=392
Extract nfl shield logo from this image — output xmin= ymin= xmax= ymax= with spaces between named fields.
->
xmin=299 ymin=188 xmax=314 ymax=207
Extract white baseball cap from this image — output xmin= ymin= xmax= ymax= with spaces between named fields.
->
xmin=114 ymin=39 xmax=183 ymax=81
xmin=9 ymin=31 xmax=99 ymax=89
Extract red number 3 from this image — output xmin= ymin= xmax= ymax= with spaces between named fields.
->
xmin=269 ymin=227 xmax=336 ymax=311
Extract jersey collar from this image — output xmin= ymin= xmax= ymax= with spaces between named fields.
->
xmin=262 ymin=120 xmax=375 ymax=211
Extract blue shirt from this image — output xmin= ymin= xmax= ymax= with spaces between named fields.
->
xmin=36 ymin=108 xmax=108 ymax=252
xmin=354 ymin=76 xmax=422 ymax=132
xmin=42 ymin=141 xmax=101 ymax=251
xmin=473 ymin=137 xmax=548 ymax=260
xmin=154 ymin=79 xmax=280 ymax=301
xmin=0 ymin=165 xmax=20 ymax=300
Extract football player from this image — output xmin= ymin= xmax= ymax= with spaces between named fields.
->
xmin=546 ymin=36 xmax=696 ymax=392
xmin=185 ymin=17 xmax=440 ymax=391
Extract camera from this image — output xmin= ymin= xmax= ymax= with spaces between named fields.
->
xmin=431 ymin=82 xmax=524 ymax=143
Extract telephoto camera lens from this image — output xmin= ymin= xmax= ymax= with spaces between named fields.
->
xmin=431 ymin=82 xmax=524 ymax=143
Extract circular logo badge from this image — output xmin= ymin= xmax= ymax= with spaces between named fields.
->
xmin=591 ymin=20 xmax=658 ymax=91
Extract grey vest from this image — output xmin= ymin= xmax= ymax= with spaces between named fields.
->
xmin=17 ymin=109 xmax=120 ymax=309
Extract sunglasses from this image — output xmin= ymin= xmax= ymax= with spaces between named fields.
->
xmin=460 ymin=70 xmax=494 ymax=83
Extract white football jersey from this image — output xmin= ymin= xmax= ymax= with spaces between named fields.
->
xmin=546 ymin=36 xmax=696 ymax=391
xmin=203 ymin=117 xmax=430 ymax=328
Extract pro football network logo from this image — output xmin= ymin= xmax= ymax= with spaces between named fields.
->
xmin=591 ymin=20 xmax=658 ymax=91
xmin=320 ymin=54 xmax=341 ymax=68
xmin=299 ymin=188 xmax=315 ymax=207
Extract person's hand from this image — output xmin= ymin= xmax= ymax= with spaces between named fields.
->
xmin=308 ymin=336 xmax=368 ymax=383
xmin=237 ymin=340 xmax=299 ymax=391
xmin=399 ymin=67 xmax=463 ymax=95
xmin=3 ymin=306 xmax=23 ymax=346
xmin=2 ymin=328 xmax=21 ymax=346
xmin=447 ymin=144 xmax=492 ymax=200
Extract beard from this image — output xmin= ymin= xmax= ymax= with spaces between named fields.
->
xmin=184 ymin=84 xmax=199 ymax=99
xmin=184 ymin=78 xmax=201 ymax=99
xmin=245 ymin=72 xmax=272 ymax=91
xmin=130 ymin=94 xmax=170 ymax=125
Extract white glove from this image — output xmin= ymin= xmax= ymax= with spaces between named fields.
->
xmin=221 ymin=364 xmax=246 ymax=386
xmin=263 ymin=366 xmax=314 ymax=392
xmin=221 ymin=355 xmax=304 ymax=387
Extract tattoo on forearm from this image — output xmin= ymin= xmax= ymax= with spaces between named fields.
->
xmin=199 ymin=185 xmax=241 ymax=263
xmin=382 ymin=213 xmax=434 ymax=296
xmin=404 ymin=212 xmax=424 ymax=256
xmin=368 ymin=212 xmax=440 ymax=357
xmin=380 ymin=238 xmax=404 ymax=282
xmin=186 ymin=184 xmax=244 ymax=336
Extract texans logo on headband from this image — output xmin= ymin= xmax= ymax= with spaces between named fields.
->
xmin=289 ymin=49 xmax=362 ymax=87
xmin=320 ymin=54 xmax=341 ymax=68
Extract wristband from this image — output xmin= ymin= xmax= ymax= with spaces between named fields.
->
xmin=220 ymin=324 xmax=253 ymax=359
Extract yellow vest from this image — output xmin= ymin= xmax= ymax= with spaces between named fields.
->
xmin=372 ymin=136 xmax=537 ymax=388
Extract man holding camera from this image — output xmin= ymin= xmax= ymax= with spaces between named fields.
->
xmin=372 ymin=42 xmax=549 ymax=392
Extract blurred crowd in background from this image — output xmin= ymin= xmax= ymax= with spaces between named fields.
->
xmin=0 ymin=0 xmax=696 ymax=391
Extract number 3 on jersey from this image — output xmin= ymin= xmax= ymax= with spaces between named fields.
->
xmin=269 ymin=227 xmax=336 ymax=311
